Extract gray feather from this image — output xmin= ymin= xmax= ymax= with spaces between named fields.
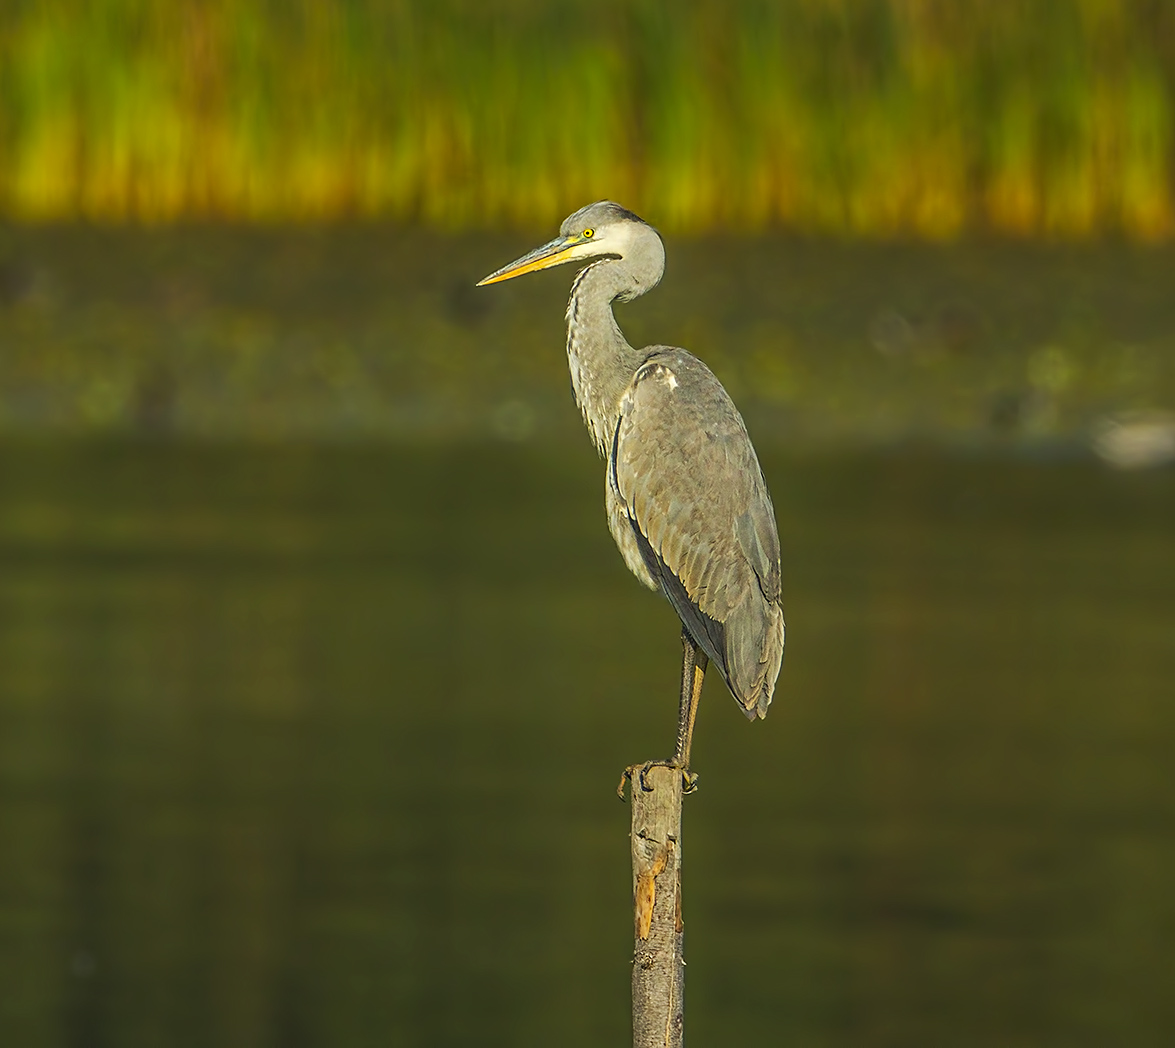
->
xmin=611 ymin=348 xmax=784 ymax=716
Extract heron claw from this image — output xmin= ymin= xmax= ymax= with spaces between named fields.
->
xmin=617 ymin=760 xmax=698 ymax=801
xmin=617 ymin=766 xmax=634 ymax=801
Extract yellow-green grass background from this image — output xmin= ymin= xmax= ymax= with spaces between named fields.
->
xmin=3 ymin=0 xmax=1173 ymax=237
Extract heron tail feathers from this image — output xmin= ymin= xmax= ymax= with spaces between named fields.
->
xmin=729 ymin=603 xmax=784 ymax=720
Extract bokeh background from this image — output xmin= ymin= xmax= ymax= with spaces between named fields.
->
xmin=1 ymin=2 xmax=1174 ymax=1046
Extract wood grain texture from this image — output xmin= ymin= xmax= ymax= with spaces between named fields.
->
xmin=630 ymin=765 xmax=685 ymax=1048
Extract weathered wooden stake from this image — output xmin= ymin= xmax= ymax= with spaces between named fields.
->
xmin=629 ymin=765 xmax=685 ymax=1048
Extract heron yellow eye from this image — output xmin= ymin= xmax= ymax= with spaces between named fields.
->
xmin=583 ymin=228 xmax=594 ymax=238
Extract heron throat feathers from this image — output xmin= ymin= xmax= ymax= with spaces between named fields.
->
xmin=565 ymin=261 xmax=645 ymax=455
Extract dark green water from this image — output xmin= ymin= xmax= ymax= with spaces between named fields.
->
xmin=3 ymin=224 xmax=1174 ymax=448
xmin=1 ymin=439 xmax=1173 ymax=1046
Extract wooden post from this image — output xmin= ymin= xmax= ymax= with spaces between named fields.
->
xmin=629 ymin=765 xmax=685 ymax=1048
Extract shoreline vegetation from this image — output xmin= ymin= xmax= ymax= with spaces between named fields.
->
xmin=2 ymin=0 xmax=1173 ymax=238
xmin=1 ymin=226 xmax=1172 ymax=448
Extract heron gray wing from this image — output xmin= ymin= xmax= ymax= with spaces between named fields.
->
xmin=611 ymin=348 xmax=784 ymax=717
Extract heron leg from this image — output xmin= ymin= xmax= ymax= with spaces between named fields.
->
xmin=673 ymin=628 xmax=707 ymax=777
xmin=617 ymin=629 xmax=709 ymax=800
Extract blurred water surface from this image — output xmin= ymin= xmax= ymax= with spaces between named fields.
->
xmin=1 ymin=438 xmax=1173 ymax=1046
xmin=2 ymin=224 xmax=1174 ymax=447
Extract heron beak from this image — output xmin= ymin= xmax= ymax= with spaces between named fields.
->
xmin=476 ymin=235 xmax=583 ymax=286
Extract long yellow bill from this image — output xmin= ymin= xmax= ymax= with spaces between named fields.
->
xmin=476 ymin=235 xmax=582 ymax=286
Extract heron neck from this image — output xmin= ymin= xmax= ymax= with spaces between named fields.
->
xmin=565 ymin=261 xmax=645 ymax=455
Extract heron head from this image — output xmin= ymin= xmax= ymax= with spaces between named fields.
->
xmin=477 ymin=201 xmax=653 ymax=286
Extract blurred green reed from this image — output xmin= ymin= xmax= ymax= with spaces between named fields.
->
xmin=1 ymin=0 xmax=1173 ymax=237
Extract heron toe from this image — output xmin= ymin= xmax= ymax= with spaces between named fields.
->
xmin=617 ymin=759 xmax=699 ymax=800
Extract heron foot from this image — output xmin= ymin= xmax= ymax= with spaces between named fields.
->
xmin=617 ymin=760 xmax=698 ymax=801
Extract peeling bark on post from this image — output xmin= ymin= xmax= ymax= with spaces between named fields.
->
xmin=630 ymin=765 xmax=685 ymax=1048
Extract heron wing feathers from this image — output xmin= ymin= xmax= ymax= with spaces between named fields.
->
xmin=605 ymin=477 xmax=659 ymax=590
xmin=611 ymin=349 xmax=784 ymax=716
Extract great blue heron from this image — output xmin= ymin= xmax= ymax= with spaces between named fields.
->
xmin=478 ymin=201 xmax=784 ymax=788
